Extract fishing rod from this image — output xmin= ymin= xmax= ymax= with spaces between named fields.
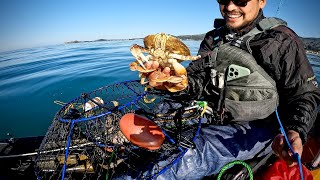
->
xmin=0 ymin=142 xmax=94 ymax=159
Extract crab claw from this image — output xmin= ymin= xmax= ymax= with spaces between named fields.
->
xmin=130 ymin=44 xmax=150 ymax=70
xmin=130 ymin=61 xmax=155 ymax=72
xmin=139 ymin=72 xmax=149 ymax=85
xmin=168 ymin=54 xmax=201 ymax=61
xmin=129 ymin=61 xmax=139 ymax=71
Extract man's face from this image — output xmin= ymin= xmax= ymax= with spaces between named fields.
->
xmin=219 ymin=0 xmax=266 ymax=31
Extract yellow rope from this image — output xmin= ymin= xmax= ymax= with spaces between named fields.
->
xmin=200 ymin=105 xmax=207 ymax=117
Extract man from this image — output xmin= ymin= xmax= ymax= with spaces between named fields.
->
xmin=143 ymin=0 xmax=320 ymax=178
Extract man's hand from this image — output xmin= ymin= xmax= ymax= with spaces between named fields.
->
xmin=144 ymin=61 xmax=169 ymax=87
xmin=143 ymin=61 xmax=188 ymax=92
xmin=271 ymin=130 xmax=303 ymax=167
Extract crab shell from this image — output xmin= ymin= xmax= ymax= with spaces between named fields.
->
xmin=143 ymin=34 xmax=192 ymax=60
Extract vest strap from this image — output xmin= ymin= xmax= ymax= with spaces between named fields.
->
xmin=233 ymin=17 xmax=287 ymax=53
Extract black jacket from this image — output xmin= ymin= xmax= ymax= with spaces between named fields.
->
xmin=183 ymin=11 xmax=320 ymax=143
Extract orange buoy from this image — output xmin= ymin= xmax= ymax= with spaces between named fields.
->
xmin=119 ymin=113 xmax=165 ymax=150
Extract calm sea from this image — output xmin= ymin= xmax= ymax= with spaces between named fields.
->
xmin=0 ymin=40 xmax=319 ymax=139
xmin=0 ymin=40 xmax=200 ymax=139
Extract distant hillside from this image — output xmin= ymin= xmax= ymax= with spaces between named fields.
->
xmin=64 ymin=38 xmax=141 ymax=44
xmin=176 ymin=34 xmax=205 ymax=41
xmin=177 ymin=34 xmax=320 ymax=52
xmin=65 ymin=34 xmax=319 ymax=52
xmin=300 ymin=37 xmax=320 ymax=52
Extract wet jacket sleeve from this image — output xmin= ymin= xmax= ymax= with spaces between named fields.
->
xmin=258 ymin=27 xmax=320 ymax=143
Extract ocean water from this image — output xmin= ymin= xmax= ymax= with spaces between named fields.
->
xmin=0 ymin=40 xmax=201 ymax=139
xmin=0 ymin=40 xmax=319 ymax=140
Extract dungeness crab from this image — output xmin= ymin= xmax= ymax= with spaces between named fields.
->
xmin=129 ymin=33 xmax=201 ymax=92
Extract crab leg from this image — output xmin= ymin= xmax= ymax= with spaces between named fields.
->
xmin=168 ymin=53 xmax=201 ymax=61
xmin=129 ymin=61 xmax=153 ymax=72
xmin=168 ymin=58 xmax=186 ymax=76
xmin=164 ymin=82 xmax=187 ymax=92
xmin=167 ymin=76 xmax=183 ymax=83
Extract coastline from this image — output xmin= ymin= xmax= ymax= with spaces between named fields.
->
xmin=64 ymin=37 xmax=320 ymax=57
xmin=64 ymin=34 xmax=320 ymax=55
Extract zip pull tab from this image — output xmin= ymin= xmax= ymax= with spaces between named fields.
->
xmin=210 ymin=69 xmax=217 ymax=86
xmin=217 ymin=72 xmax=225 ymax=89
xmin=216 ymin=71 xmax=226 ymax=115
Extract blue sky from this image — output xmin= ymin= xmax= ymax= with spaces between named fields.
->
xmin=0 ymin=0 xmax=319 ymax=51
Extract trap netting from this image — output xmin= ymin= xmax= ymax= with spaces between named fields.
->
xmin=35 ymin=80 xmax=203 ymax=180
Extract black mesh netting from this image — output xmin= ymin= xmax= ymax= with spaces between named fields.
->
xmin=35 ymin=80 xmax=202 ymax=180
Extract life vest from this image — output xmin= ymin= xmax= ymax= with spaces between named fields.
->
xmin=206 ymin=17 xmax=286 ymax=121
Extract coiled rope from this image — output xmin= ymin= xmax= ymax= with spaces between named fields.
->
xmin=217 ymin=160 xmax=253 ymax=180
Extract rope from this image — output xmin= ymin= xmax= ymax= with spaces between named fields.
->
xmin=197 ymin=101 xmax=208 ymax=116
xmin=216 ymin=108 xmax=304 ymax=180
xmin=217 ymin=160 xmax=253 ymax=180
xmin=275 ymin=108 xmax=304 ymax=180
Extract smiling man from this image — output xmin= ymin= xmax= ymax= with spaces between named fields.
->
xmin=194 ymin=0 xmax=319 ymax=169
xmin=139 ymin=0 xmax=320 ymax=179
xmin=219 ymin=0 xmax=266 ymax=30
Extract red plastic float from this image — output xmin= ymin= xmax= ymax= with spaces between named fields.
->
xmin=119 ymin=113 xmax=165 ymax=150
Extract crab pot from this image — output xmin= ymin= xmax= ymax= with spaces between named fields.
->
xmin=35 ymin=80 xmax=201 ymax=179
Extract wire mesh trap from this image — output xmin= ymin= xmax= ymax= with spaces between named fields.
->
xmin=35 ymin=80 xmax=203 ymax=180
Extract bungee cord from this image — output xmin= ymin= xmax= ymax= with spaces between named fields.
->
xmin=217 ymin=160 xmax=253 ymax=180
xmin=275 ymin=108 xmax=304 ymax=180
